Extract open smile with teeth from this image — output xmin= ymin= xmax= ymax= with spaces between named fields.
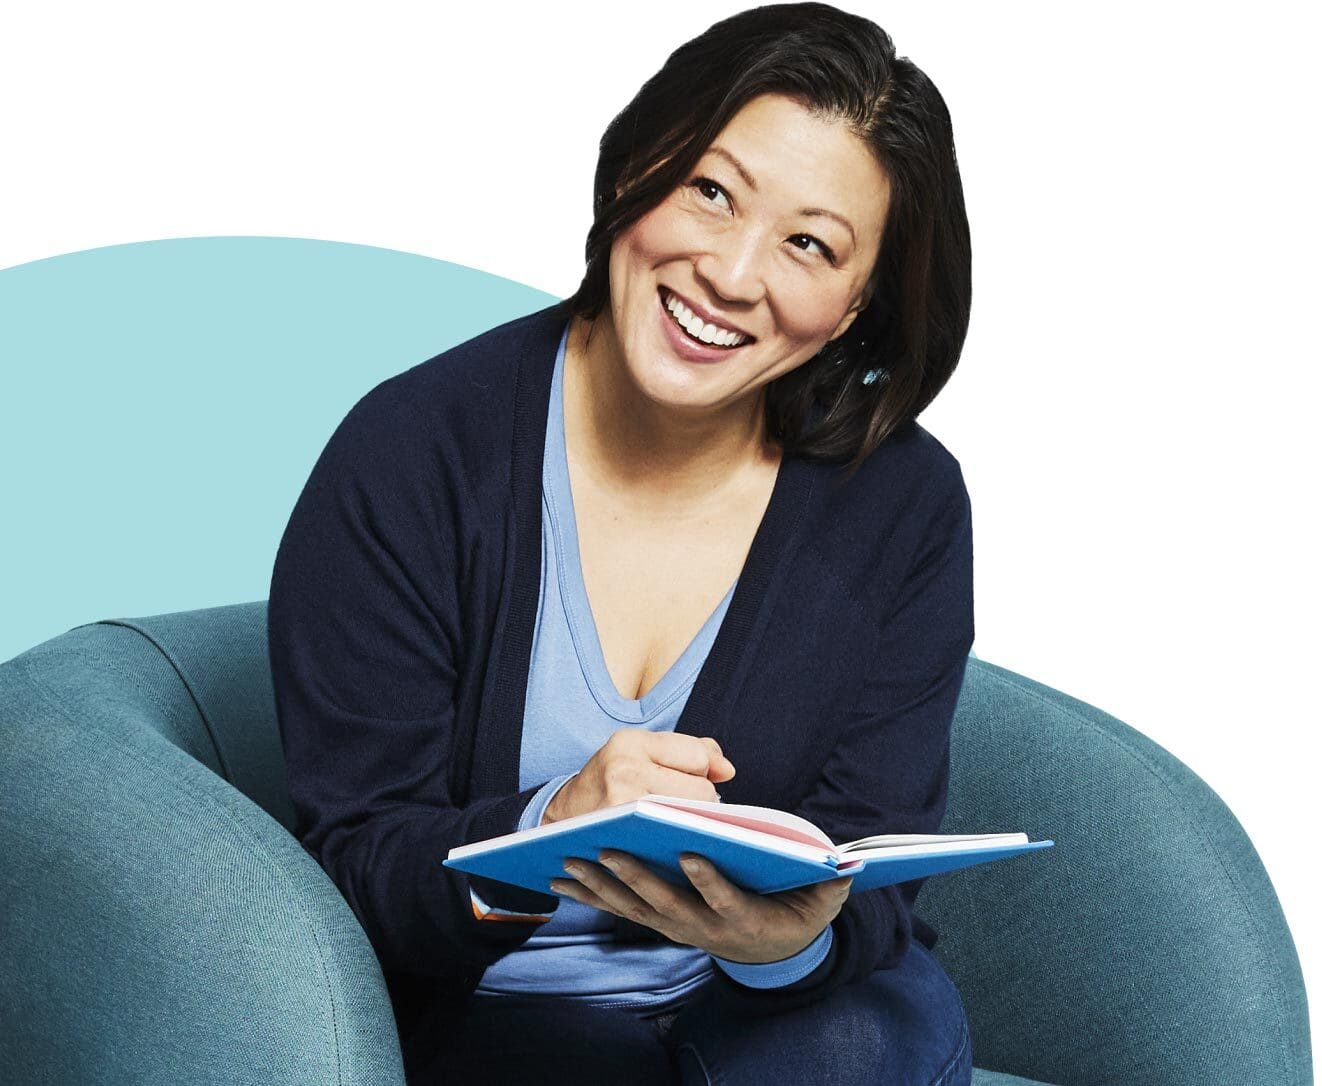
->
xmin=662 ymin=289 xmax=752 ymax=349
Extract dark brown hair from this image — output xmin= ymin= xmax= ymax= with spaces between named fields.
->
xmin=560 ymin=1 xmax=971 ymax=484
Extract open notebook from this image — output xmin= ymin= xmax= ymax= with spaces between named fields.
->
xmin=444 ymin=794 xmax=1053 ymax=897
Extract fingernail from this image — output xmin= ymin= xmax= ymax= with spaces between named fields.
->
xmin=600 ymin=857 xmax=619 ymax=871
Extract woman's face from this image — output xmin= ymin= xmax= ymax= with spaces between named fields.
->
xmin=604 ymin=91 xmax=891 ymax=415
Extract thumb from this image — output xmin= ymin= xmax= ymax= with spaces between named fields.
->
xmin=701 ymin=738 xmax=737 ymax=781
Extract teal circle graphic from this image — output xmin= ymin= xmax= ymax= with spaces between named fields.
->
xmin=0 ymin=236 xmax=558 ymax=663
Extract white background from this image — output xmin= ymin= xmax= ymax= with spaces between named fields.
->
xmin=3 ymin=0 xmax=1317 ymax=1062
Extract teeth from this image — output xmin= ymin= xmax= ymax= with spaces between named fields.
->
xmin=664 ymin=290 xmax=748 ymax=348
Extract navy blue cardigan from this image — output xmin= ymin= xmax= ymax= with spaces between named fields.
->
xmin=267 ymin=299 xmax=974 ymax=1074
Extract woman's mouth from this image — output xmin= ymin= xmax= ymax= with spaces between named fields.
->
xmin=656 ymin=287 xmax=755 ymax=364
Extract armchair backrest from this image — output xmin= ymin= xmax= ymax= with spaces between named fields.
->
xmin=927 ymin=657 xmax=1311 ymax=1085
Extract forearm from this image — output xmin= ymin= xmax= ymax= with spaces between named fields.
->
xmin=309 ymin=785 xmax=561 ymax=979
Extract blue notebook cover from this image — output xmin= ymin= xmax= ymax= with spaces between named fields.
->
xmin=444 ymin=795 xmax=1054 ymax=897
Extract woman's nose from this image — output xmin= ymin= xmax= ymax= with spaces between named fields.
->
xmin=694 ymin=226 xmax=768 ymax=305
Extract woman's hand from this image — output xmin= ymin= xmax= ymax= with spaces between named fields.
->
xmin=543 ymin=729 xmax=736 ymax=825
xmin=550 ymin=850 xmax=853 ymax=964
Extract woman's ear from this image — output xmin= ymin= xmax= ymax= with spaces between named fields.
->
xmin=828 ymin=287 xmax=872 ymax=343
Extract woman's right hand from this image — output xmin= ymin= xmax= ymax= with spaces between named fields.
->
xmin=542 ymin=730 xmax=736 ymax=825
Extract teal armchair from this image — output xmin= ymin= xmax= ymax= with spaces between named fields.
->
xmin=0 ymin=602 xmax=1310 ymax=1084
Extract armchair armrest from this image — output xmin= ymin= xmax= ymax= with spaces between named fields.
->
xmin=0 ymin=623 xmax=407 ymax=1085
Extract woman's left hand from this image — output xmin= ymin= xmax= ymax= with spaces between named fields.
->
xmin=550 ymin=850 xmax=852 ymax=964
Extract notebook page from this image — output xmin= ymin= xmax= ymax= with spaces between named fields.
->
xmin=641 ymin=795 xmax=835 ymax=851
xmin=838 ymin=832 xmax=1029 ymax=855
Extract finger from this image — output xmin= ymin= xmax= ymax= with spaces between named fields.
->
xmin=678 ymin=853 xmax=748 ymax=918
xmin=549 ymin=876 xmax=615 ymax=914
xmin=598 ymin=850 xmax=704 ymax=921
xmin=651 ymin=764 xmax=724 ymax=802
xmin=814 ymin=874 xmax=854 ymax=916
xmin=564 ymin=859 xmax=663 ymax=928
xmin=699 ymin=737 xmax=737 ymax=781
xmin=803 ymin=874 xmax=853 ymax=906
xmin=646 ymin=733 xmax=734 ymax=782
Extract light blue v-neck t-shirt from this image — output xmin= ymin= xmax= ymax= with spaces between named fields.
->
xmin=471 ymin=323 xmax=833 ymax=1015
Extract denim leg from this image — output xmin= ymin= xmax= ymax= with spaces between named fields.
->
xmin=663 ymin=941 xmax=972 ymax=1086
xmin=419 ymin=993 xmax=677 ymax=1085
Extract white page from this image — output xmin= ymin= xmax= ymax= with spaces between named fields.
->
xmin=838 ymin=833 xmax=1029 ymax=859
xmin=647 ymin=796 xmax=1030 ymax=858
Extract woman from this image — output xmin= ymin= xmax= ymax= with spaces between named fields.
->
xmin=267 ymin=3 xmax=974 ymax=1083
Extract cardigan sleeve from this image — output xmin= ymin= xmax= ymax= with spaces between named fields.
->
xmin=267 ymin=383 xmax=561 ymax=984
xmin=466 ymin=773 xmax=580 ymax=922
xmin=705 ymin=460 xmax=975 ymax=1017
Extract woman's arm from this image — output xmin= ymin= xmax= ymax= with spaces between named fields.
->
xmin=705 ymin=458 xmax=976 ymax=1017
xmin=267 ymin=378 xmax=560 ymax=983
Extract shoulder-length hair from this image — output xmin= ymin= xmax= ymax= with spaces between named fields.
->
xmin=560 ymin=1 xmax=971 ymax=483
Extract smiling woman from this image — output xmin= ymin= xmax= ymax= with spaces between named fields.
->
xmin=568 ymin=7 xmax=970 ymax=491
xmin=267 ymin=3 xmax=975 ymax=1085
xmin=581 ymin=91 xmax=891 ymax=417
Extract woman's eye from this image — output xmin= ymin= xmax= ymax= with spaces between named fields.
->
xmin=689 ymin=178 xmax=836 ymax=266
xmin=791 ymin=234 xmax=836 ymax=264
xmin=691 ymin=177 xmax=731 ymax=211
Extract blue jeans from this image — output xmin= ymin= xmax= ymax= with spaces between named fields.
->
xmin=422 ymin=941 xmax=973 ymax=1084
